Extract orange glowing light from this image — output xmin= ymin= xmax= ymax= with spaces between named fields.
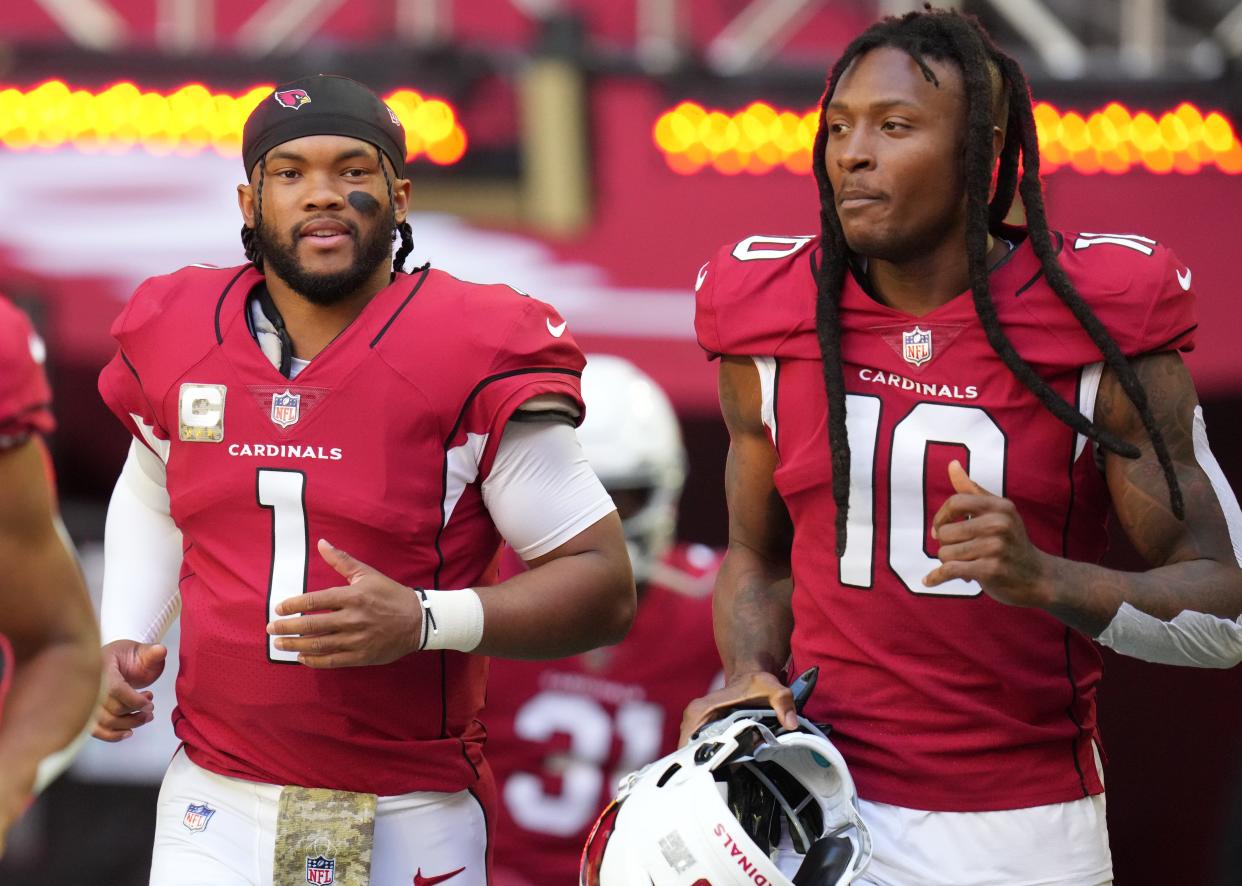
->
xmin=0 ymin=80 xmax=468 ymax=165
xmin=653 ymin=100 xmax=1242 ymax=175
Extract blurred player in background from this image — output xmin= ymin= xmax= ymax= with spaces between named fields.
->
xmin=0 ymin=295 xmax=101 ymax=857
xmin=487 ymin=355 xmax=721 ymax=886
xmin=92 ymin=75 xmax=633 ymax=886
xmin=685 ymin=8 xmax=1242 ymax=886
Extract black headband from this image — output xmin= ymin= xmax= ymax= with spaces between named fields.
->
xmin=242 ymin=74 xmax=407 ymax=178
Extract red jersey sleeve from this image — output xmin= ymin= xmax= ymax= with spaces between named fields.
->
xmin=0 ymin=295 xmax=54 ymax=447
xmin=98 ymin=266 xmax=250 ymax=458
xmin=1137 ymin=244 xmax=1197 ymax=354
xmin=1055 ymin=233 xmax=1198 ymax=358
xmin=693 ymin=235 xmax=819 ymax=359
xmin=98 ymin=277 xmax=173 ymax=456
xmin=458 ymin=292 xmax=586 ymax=479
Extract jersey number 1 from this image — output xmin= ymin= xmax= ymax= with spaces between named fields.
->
xmin=257 ymin=469 xmax=307 ymax=662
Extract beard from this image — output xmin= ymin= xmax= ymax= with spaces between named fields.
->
xmin=255 ymin=214 xmax=395 ymax=306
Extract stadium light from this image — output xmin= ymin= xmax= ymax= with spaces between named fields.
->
xmin=0 ymin=80 xmax=468 ymax=165
xmin=654 ymin=100 xmax=1242 ymax=175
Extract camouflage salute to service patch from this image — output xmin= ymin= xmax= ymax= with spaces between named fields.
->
xmin=273 ymin=786 xmax=377 ymax=886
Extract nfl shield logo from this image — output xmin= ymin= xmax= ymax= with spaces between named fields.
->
xmin=271 ymin=390 xmax=301 ymax=428
xmin=902 ymin=326 xmax=933 ymax=367
xmin=306 ymin=855 xmax=335 ymax=885
xmin=182 ymin=802 xmax=215 ymax=833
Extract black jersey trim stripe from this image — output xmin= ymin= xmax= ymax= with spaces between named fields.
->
xmin=1013 ymin=232 xmax=1064 ymax=296
xmin=369 ymin=264 xmax=431 ymax=347
xmin=1059 ymin=375 xmax=1089 ymax=790
xmin=120 ymin=350 xmax=142 ymax=382
xmin=1139 ymin=323 xmax=1199 ymax=356
xmin=467 ymin=784 xmax=493 ymax=885
xmin=213 ymin=265 xmax=256 ymax=345
xmin=433 ymin=366 xmax=582 ymax=590
xmin=1061 ymin=372 xmax=1083 ymax=559
xmin=1061 ymin=627 xmax=1092 ymax=797
xmin=1014 ymin=270 xmax=1044 ymax=297
xmin=443 ymin=366 xmax=583 ymax=449
xmin=118 ymin=349 xmax=170 ymax=438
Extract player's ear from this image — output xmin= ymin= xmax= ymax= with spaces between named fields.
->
xmin=392 ymin=177 xmax=411 ymax=225
xmin=238 ymin=183 xmax=256 ymax=228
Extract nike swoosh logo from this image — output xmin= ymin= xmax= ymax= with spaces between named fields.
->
xmin=547 ymin=318 xmax=567 ymax=338
xmin=695 ymin=261 xmax=710 ymax=292
xmin=1176 ymin=267 xmax=1192 ymax=291
xmin=414 ymin=867 xmax=465 ymax=886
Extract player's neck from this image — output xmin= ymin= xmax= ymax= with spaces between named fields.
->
xmin=264 ymin=269 xmax=390 ymax=360
xmin=866 ymin=234 xmax=1007 ymax=317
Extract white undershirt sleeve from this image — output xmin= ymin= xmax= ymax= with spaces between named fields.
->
xmin=1097 ymin=406 xmax=1242 ymax=668
xmin=101 ymin=440 xmax=184 ymax=644
xmin=482 ymin=420 xmax=615 ymax=561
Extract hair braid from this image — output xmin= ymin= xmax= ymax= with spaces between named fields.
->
xmin=813 ymin=47 xmax=871 ymax=556
xmin=939 ymin=13 xmax=1135 ymax=457
xmin=241 ymin=162 xmax=266 ymax=270
xmin=377 ymin=147 xmax=416 ymax=274
xmin=812 ymin=8 xmax=1184 ymax=560
xmin=998 ymin=54 xmax=1183 ymax=515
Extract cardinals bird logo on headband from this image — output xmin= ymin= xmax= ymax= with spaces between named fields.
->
xmin=274 ymin=88 xmax=312 ymax=110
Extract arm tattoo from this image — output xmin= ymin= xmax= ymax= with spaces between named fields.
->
xmin=1050 ymin=352 xmax=1242 ymax=633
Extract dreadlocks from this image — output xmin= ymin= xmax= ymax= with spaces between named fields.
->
xmin=812 ymin=7 xmax=1183 ymax=556
xmin=239 ymin=146 xmax=414 ymax=275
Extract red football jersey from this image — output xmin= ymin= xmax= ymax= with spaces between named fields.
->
xmin=487 ymin=544 xmax=722 ymax=886
xmin=695 ymin=230 xmax=1196 ymax=812
xmin=98 ymin=264 xmax=586 ymax=796
xmin=0 ymin=294 xmax=54 ymax=448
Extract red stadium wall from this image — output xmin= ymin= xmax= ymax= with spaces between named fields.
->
xmin=553 ymin=81 xmax=1242 ymax=414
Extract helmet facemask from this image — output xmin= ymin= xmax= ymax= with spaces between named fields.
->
xmin=583 ymin=708 xmax=872 ymax=886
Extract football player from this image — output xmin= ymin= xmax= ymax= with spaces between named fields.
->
xmin=92 ymin=75 xmax=633 ymax=886
xmin=0 ymin=295 xmax=101 ymax=856
xmin=683 ymin=9 xmax=1242 ymax=886
xmin=485 ymin=355 xmax=721 ymax=886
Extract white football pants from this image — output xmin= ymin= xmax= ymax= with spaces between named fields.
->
xmin=854 ymin=794 xmax=1112 ymax=886
xmin=149 ymin=747 xmax=492 ymax=886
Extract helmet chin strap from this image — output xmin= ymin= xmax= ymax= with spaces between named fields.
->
xmin=792 ymin=831 xmax=860 ymax=886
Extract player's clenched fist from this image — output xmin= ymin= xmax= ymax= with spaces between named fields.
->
xmin=266 ymin=539 xmax=423 ymax=669
xmin=93 ymin=640 xmax=166 ymax=742
xmin=924 ymin=460 xmax=1056 ymax=609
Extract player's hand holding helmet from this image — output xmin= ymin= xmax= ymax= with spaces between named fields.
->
xmin=580 ymin=669 xmax=871 ymax=886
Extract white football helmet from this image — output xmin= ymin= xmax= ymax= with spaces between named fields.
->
xmin=579 ymin=354 xmax=686 ymax=583
xmin=581 ymin=711 xmax=872 ymax=886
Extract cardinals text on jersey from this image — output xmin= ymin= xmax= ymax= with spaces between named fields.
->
xmin=99 ymin=263 xmax=586 ymax=796
xmin=695 ymin=229 xmax=1195 ymax=812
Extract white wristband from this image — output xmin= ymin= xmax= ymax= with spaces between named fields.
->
xmin=413 ymin=588 xmax=485 ymax=652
